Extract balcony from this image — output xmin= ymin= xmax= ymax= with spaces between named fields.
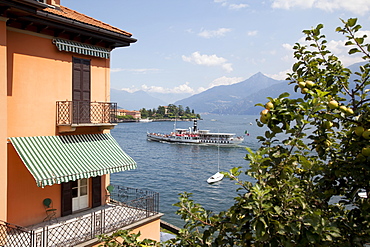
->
xmin=56 ymin=101 xmax=118 ymax=133
xmin=0 ymin=185 xmax=160 ymax=247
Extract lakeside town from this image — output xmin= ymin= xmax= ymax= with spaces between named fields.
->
xmin=1 ymin=0 xmax=370 ymax=246
xmin=117 ymin=105 xmax=201 ymax=122
xmin=1 ymin=0 xmax=163 ymax=246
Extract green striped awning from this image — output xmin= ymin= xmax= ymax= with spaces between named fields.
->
xmin=52 ymin=38 xmax=111 ymax=59
xmin=9 ymin=133 xmax=136 ymax=187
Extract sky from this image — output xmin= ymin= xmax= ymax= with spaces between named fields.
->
xmin=63 ymin=0 xmax=370 ymax=98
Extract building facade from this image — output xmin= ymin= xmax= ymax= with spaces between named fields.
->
xmin=0 ymin=0 xmax=161 ymax=246
xmin=117 ymin=109 xmax=141 ymax=119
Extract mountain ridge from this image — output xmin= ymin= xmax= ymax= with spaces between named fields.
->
xmin=111 ymin=62 xmax=365 ymax=114
xmin=174 ymin=72 xmax=284 ymax=114
xmin=111 ymin=89 xmax=167 ymax=110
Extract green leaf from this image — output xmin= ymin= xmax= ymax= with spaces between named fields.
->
xmin=355 ymin=37 xmax=364 ymax=45
xmin=349 ymin=48 xmax=360 ymax=54
xmin=279 ymin=92 xmax=290 ymax=98
xmin=255 ymin=220 xmax=266 ymax=238
xmin=347 ymin=18 xmax=357 ymax=27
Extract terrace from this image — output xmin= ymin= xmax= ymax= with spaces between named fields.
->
xmin=0 ymin=185 xmax=160 ymax=247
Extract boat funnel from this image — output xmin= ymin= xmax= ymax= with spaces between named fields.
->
xmin=193 ymin=120 xmax=198 ymax=132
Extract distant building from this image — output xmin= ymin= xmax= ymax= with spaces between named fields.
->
xmin=0 ymin=0 xmax=161 ymax=246
xmin=118 ymin=109 xmax=141 ymax=119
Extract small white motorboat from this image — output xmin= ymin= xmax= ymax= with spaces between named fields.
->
xmin=140 ymin=118 xmax=153 ymax=122
xmin=207 ymin=171 xmax=224 ymax=184
xmin=358 ymin=191 xmax=367 ymax=198
xmin=207 ymin=139 xmax=224 ymax=184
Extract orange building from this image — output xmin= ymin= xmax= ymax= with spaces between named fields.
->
xmin=117 ymin=109 xmax=141 ymax=119
xmin=0 ymin=0 xmax=162 ymax=246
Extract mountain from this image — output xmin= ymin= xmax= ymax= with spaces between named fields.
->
xmin=182 ymin=62 xmax=366 ymax=115
xmin=220 ymin=80 xmax=300 ymax=115
xmin=111 ymin=62 xmax=367 ymax=114
xmin=111 ymin=89 xmax=167 ymax=110
xmin=147 ymin=92 xmax=192 ymax=105
xmin=174 ymin=72 xmax=285 ymax=114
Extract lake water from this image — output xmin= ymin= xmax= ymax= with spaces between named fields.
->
xmin=110 ymin=115 xmax=265 ymax=227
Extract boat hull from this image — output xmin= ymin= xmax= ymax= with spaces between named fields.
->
xmin=207 ymin=172 xmax=224 ymax=183
xmin=147 ymin=134 xmax=199 ymax=144
xmin=147 ymin=133 xmax=243 ymax=146
xmin=146 ymin=119 xmax=244 ymax=146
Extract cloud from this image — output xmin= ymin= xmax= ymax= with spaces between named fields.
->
xmin=247 ymin=30 xmax=258 ymax=36
xmin=194 ymin=76 xmax=244 ymax=93
xmin=214 ymin=0 xmax=248 ymax=9
xmin=267 ymin=69 xmax=291 ymax=80
xmin=282 ymin=30 xmax=370 ymax=66
xmin=271 ymin=0 xmax=370 ymax=15
xmin=121 ymin=82 xmax=196 ymax=94
xmin=229 ymin=3 xmax=249 ymax=9
xmin=208 ymin=76 xmax=244 ymax=88
xmin=182 ymin=51 xmax=233 ymax=72
xmin=111 ymin=68 xmax=160 ymax=74
xmin=198 ymin=28 xmax=232 ymax=38
xmin=120 ymin=77 xmax=244 ymax=95
xmin=185 ymin=28 xmax=194 ymax=34
xmin=277 ymin=30 xmax=370 ymax=82
xmin=271 ymin=0 xmax=314 ymax=9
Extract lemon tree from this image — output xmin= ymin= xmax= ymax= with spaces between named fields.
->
xmin=99 ymin=18 xmax=370 ymax=247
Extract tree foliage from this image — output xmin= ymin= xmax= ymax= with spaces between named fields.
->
xmin=99 ymin=18 xmax=370 ymax=246
xmin=140 ymin=105 xmax=200 ymax=120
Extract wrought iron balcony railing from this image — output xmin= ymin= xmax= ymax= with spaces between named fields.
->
xmin=109 ymin=185 xmax=160 ymax=214
xmin=56 ymin=101 xmax=118 ymax=125
xmin=0 ymin=185 xmax=160 ymax=247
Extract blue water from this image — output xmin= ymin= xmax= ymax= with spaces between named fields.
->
xmin=110 ymin=115 xmax=264 ymax=227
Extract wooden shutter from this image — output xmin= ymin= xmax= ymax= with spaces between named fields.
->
xmin=72 ymin=57 xmax=91 ymax=102
xmin=61 ymin=181 xmax=72 ymax=216
xmin=72 ymin=57 xmax=91 ymax=123
xmin=91 ymin=176 xmax=102 ymax=208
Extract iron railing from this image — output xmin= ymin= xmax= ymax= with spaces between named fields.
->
xmin=0 ymin=185 xmax=159 ymax=247
xmin=56 ymin=101 xmax=118 ymax=125
xmin=109 ymin=185 xmax=160 ymax=216
xmin=0 ymin=221 xmax=34 ymax=247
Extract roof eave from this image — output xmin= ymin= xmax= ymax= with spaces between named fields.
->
xmin=36 ymin=10 xmax=137 ymax=48
xmin=7 ymin=0 xmax=48 ymax=10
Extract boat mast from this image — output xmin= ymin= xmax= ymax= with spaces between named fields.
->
xmin=217 ymin=130 xmax=220 ymax=172
xmin=173 ymin=116 xmax=177 ymax=133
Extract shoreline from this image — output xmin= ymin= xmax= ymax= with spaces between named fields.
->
xmin=118 ymin=118 xmax=199 ymax=123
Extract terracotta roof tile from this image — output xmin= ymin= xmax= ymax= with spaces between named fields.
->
xmin=42 ymin=5 xmax=132 ymax=37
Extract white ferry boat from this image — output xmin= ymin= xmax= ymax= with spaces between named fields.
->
xmin=147 ymin=120 xmax=244 ymax=146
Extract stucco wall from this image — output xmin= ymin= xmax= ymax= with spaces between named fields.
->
xmin=89 ymin=218 xmax=162 ymax=246
xmin=7 ymin=144 xmax=60 ymax=226
xmin=6 ymin=28 xmax=112 ymax=226
xmin=7 ymin=142 xmax=110 ymax=226
xmin=130 ymin=218 xmax=162 ymax=242
xmin=7 ymin=28 xmax=110 ymax=137
xmin=0 ymin=18 xmax=8 ymax=223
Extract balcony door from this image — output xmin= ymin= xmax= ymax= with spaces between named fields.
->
xmin=72 ymin=57 xmax=91 ymax=124
xmin=61 ymin=176 xmax=101 ymax=217
xmin=72 ymin=178 xmax=89 ymax=212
